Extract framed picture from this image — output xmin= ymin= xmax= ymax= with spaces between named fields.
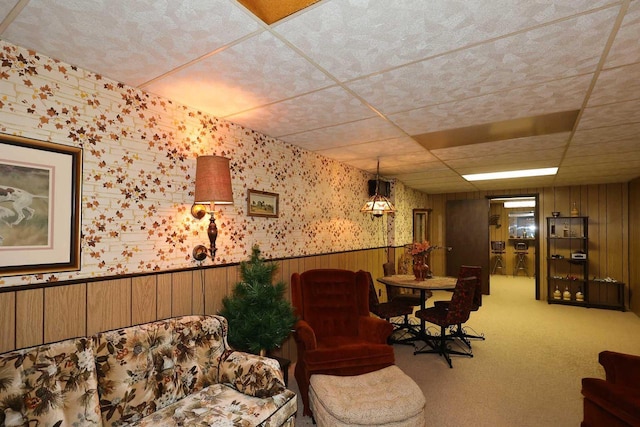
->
xmin=247 ymin=189 xmax=279 ymax=218
xmin=0 ymin=134 xmax=82 ymax=276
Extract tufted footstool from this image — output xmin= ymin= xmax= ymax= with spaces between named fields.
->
xmin=308 ymin=365 xmax=426 ymax=427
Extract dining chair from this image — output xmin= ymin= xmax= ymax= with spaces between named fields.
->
xmin=434 ymin=265 xmax=485 ymax=348
xmin=364 ymin=270 xmax=416 ymax=345
xmin=413 ymin=276 xmax=477 ymax=368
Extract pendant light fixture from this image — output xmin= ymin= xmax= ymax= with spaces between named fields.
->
xmin=361 ymin=159 xmax=395 ymax=218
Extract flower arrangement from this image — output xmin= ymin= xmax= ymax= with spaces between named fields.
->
xmin=410 ymin=240 xmax=432 ymax=256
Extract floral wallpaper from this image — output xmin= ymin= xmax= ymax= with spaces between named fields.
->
xmin=0 ymin=41 xmax=420 ymax=288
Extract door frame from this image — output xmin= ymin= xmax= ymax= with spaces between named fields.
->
xmin=487 ymin=193 xmax=541 ymax=300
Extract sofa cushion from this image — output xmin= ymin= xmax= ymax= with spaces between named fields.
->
xmin=93 ymin=315 xmax=230 ymax=427
xmin=0 ymin=337 xmax=101 ymax=427
xmin=219 ymin=352 xmax=286 ymax=398
xmin=127 ymin=383 xmax=297 ymax=427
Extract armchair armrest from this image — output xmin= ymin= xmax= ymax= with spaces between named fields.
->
xmin=582 ymin=377 xmax=640 ymax=425
xmin=358 ymin=315 xmax=394 ymax=344
xmin=293 ymin=319 xmax=317 ymax=351
xmin=599 ymin=351 xmax=640 ymax=389
xmin=219 ymin=351 xmax=285 ymax=398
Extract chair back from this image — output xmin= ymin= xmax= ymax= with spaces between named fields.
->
xmin=446 ymin=276 xmax=477 ymax=325
xmin=458 ymin=265 xmax=482 ymax=309
xmin=383 ymin=261 xmax=396 ymax=276
xmin=291 ymin=269 xmax=369 ymax=338
xmin=364 ymin=270 xmax=381 ymax=309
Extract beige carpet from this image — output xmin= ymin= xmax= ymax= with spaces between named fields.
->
xmin=288 ymin=275 xmax=640 ymax=426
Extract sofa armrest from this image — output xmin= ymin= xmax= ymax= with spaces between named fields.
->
xmin=294 ymin=319 xmax=317 ymax=351
xmin=582 ymin=377 xmax=640 ymax=426
xmin=358 ymin=315 xmax=394 ymax=343
xmin=219 ymin=351 xmax=286 ymax=398
xmin=599 ymin=351 xmax=640 ymax=389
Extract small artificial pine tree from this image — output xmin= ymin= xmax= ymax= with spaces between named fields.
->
xmin=219 ymin=245 xmax=297 ymax=355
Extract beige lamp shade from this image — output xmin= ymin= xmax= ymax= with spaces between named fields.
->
xmin=194 ymin=156 xmax=233 ymax=205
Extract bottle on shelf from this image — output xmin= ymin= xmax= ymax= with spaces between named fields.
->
xmin=563 ymin=286 xmax=571 ymax=301
xmin=553 ymin=285 xmax=561 ymax=300
xmin=571 ymin=202 xmax=579 ymax=217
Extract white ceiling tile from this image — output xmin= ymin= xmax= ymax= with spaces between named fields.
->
xmin=578 ymin=99 xmax=640 ymax=130
xmin=390 ymin=75 xmax=591 ymax=135
xmin=562 ymin=151 xmax=640 ymax=167
xmin=587 ymin=62 xmax=640 ymax=107
xmin=274 ymin=0 xmax=616 ymax=81
xmin=1 ymin=0 xmax=637 ymax=194
xmin=225 ymin=86 xmax=377 ymax=138
xmin=348 ymin=7 xmax=616 ymax=115
xmin=471 ymin=175 xmax=557 ymax=191
xmin=432 ymin=133 xmax=570 ymax=160
xmin=315 ymin=137 xmax=425 ymax=162
xmin=144 ymin=31 xmax=335 ymax=117
xmin=278 ymin=116 xmax=405 ymax=151
xmin=1 ymin=0 xmax=261 ymax=86
xmin=572 ymin=123 xmax=640 ymax=145
xmin=345 ymin=152 xmax=442 ymax=175
xmin=0 ymin=2 xmax=16 ymax=19
xmin=603 ymin=0 xmax=640 ymax=68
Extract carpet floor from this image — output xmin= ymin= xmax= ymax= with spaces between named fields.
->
xmin=288 ymin=274 xmax=640 ymax=426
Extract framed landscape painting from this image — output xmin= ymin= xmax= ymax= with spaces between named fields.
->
xmin=247 ymin=189 xmax=279 ymax=218
xmin=0 ymin=134 xmax=82 ymax=276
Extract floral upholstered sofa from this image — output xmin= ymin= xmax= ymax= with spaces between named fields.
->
xmin=0 ymin=315 xmax=297 ymax=426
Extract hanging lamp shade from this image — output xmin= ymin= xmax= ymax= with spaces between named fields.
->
xmin=361 ymin=194 xmax=396 ymax=217
xmin=361 ymin=160 xmax=395 ymax=217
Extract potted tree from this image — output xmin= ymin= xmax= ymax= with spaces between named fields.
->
xmin=219 ymin=245 xmax=297 ymax=356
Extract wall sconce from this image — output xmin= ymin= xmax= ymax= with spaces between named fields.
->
xmin=361 ymin=159 xmax=395 ymax=218
xmin=192 ymin=155 xmax=233 ymax=261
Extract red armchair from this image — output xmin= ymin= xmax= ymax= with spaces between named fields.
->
xmin=581 ymin=350 xmax=640 ymax=427
xmin=291 ymin=269 xmax=395 ymax=416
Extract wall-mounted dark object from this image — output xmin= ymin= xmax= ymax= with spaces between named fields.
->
xmin=368 ymin=179 xmax=391 ymax=198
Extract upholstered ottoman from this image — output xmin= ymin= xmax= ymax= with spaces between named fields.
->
xmin=309 ymin=365 xmax=426 ymax=426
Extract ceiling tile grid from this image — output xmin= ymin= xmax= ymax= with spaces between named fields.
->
xmin=389 ymin=74 xmax=593 ymax=135
xmin=143 ymin=30 xmax=336 ymax=117
xmin=346 ymin=7 xmax=617 ymax=116
xmin=276 ymin=115 xmax=405 ymax=150
xmin=0 ymin=0 xmax=638 ymax=193
xmin=2 ymin=0 xmax=262 ymax=86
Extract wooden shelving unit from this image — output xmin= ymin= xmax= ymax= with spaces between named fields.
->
xmin=546 ymin=216 xmax=624 ymax=311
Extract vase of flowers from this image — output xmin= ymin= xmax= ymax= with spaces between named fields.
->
xmin=410 ymin=241 xmax=432 ymax=281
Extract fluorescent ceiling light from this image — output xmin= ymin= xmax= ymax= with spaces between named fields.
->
xmin=504 ymin=200 xmax=536 ymax=208
xmin=463 ymin=167 xmax=558 ymax=181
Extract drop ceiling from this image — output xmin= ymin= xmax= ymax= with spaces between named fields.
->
xmin=1 ymin=0 xmax=639 ymax=194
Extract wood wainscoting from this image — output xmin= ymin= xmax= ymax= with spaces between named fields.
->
xmin=0 ymin=248 xmax=388 ymax=362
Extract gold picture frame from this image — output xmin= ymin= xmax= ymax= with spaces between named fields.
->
xmin=0 ymin=134 xmax=82 ymax=276
xmin=247 ymin=189 xmax=279 ymax=218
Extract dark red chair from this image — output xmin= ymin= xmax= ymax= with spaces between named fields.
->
xmin=291 ymin=269 xmax=395 ymax=416
xmin=434 ymin=265 xmax=485 ymax=348
xmin=581 ymin=351 xmax=640 ymax=426
xmin=413 ymin=276 xmax=477 ymax=368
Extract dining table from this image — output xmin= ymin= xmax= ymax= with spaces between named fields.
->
xmin=377 ymin=274 xmax=457 ymax=343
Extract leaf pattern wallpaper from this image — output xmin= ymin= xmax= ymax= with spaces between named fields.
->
xmin=0 ymin=41 xmax=428 ymax=288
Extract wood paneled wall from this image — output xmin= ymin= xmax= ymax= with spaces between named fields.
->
xmin=630 ymin=178 xmax=640 ymax=316
xmin=0 ymin=248 xmax=388 ymax=361
xmin=427 ymin=183 xmax=630 ymax=306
